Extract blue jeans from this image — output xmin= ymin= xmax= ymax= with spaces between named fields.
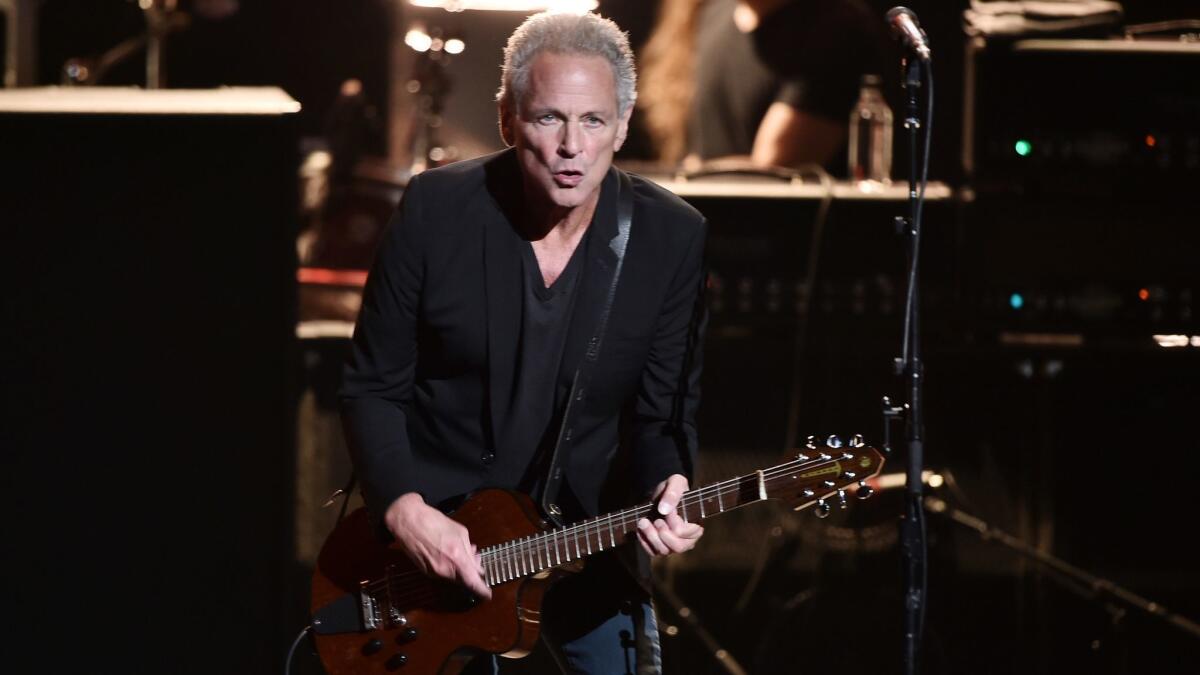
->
xmin=465 ymin=552 xmax=662 ymax=674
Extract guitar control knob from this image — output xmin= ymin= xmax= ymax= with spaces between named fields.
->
xmin=397 ymin=627 xmax=418 ymax=643
xmin=826 ymin=435 xmax=843 ymax=449
xmin=362 ymin=638 xmax=384 ymax=656
xmin=815 ymin=499 xmax=831 ymax=519
xmin=856 ymin=480 xmax=875 ymax=500
xmin=386 ymin=653 xmax=408 ymax=669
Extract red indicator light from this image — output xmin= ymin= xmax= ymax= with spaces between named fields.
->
xmin=1138 ymin=288 xmax=1150 ymax=301
xmin=1145 ymin=135 xmax=1156 ymax=147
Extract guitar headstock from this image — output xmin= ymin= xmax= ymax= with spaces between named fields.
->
xmin=763 ymin=435 xmax=885 ymax=517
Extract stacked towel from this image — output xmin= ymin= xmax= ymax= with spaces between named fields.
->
xmin=964 ymin=0 xmax=1124 ymax=36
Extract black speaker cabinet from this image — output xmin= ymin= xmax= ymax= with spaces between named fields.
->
xmin=0 ymin=87 xmax=299 ymax=672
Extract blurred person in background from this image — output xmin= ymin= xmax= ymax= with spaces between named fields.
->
xmin=639 ymin=0 xmax=887 ymax=173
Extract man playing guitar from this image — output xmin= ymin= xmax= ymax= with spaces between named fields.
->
xmin=340 ymin=11 xmax=708 ymax=673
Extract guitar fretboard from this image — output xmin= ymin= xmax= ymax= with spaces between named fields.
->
xmin=477 ymin=456 xmax=833 ymax=586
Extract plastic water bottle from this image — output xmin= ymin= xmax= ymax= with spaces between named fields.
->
xmin=848 ymin=74 xmax=893 ymax=186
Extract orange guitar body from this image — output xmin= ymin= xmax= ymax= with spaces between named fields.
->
xmin=311 ymin=490 xmax=563 ymax=675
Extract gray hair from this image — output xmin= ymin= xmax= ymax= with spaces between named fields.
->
xmin=497 ymin=11 xmax=637 ymax=117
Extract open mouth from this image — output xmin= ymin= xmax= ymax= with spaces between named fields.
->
xmin=553 ymin=170 xmax=583 ymax=187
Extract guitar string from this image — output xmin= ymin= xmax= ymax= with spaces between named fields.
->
xmin=363 ymin=453 xmax=878 ymax=599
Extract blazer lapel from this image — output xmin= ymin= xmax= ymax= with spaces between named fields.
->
xmin=482 ymin=154 xmax=524 ymax=451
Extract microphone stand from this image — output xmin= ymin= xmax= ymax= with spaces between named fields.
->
xmin=883 ymin=51 xmax=932 ymax=675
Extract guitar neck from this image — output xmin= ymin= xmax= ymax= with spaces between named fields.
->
xmin=479 ymin=472 xmax=765 ymax=587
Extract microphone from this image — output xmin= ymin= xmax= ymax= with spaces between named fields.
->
xmin=885 ymin=6 xmax=931 ymax=61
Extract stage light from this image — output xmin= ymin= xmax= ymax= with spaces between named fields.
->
xmin=445 ymin=38 xmax=466 ymax=54
xmin=1014 ymin=139 xmax=1032 ymax=157
xmin=405 ymin=28 xmax=433 ymax=52
xmin=1153 ymin=334 xmax=1189 ymax=348
xmin=1009 ymin=293 xmax=1024 ymax=310
xmin=408 ymin=0 xmax=598 ymax=12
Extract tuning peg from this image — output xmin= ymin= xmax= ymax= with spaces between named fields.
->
xmin=855 ymin=480 xmax=875 ymax=500
xmin=826 ymin=435 xmax=843 ymax=449
xmin=850 ymin=434 xmax=865 ymax=448
xmin=837 ymin=489 xmax=848 ymax=509
xmin=796 ymin=452 xmax=811 ymax=461
xmin=806 ymin=435 xmax=818 ymax=450
xmin=802 ymin=489 xmax=815 ymax=498
xmin=815 ymin=499 xmax=831 ymax=518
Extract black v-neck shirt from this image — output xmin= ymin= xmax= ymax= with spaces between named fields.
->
xmin=509 ymin=228 xmax=592 ymax=497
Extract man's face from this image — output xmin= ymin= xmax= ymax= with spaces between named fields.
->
xmin=501 ymin=52 xmax=630 ymax=213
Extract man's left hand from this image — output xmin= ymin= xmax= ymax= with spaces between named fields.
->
xmin=637 ymin=473 xmax=704 ymax=556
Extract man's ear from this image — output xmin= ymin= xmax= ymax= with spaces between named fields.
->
xmin=613 ymin=106 xmax=633 ymax=152
xmin=498 ymin=102 xmax=514 ymax=147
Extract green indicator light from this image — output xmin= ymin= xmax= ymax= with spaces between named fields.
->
xmin=1014 ymin=140 xmax=1033 ymax=157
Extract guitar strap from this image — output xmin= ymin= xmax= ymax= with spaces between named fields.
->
xmin=539 ymin=170 xmax=634 ymax=527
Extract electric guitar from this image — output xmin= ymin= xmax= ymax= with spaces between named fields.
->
xmin=310 ymin=437 xmax=885 ymax=674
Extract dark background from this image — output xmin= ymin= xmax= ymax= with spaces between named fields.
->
xmin=3 ymin=1 xmax=1199 ymax=673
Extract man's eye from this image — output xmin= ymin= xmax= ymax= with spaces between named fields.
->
xmin=584 ymin=116 xmax=603 ymax=126
xmin=538 ymin=114 xmax=558 ymax=124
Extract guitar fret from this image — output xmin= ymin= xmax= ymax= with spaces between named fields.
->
xmin=508 ymin=541 xmax=516 ymax=580
xmin=717 ymin=489 xmax=724 ymax=512
xmin=585 ymin=523 xmax=593 ymax=555
xmin=608 ymin=518 xmax=616 ymax=547
xmin=553 ymin=530 xmax=561 ymax=565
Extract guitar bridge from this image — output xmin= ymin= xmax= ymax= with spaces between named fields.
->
xmin=359 ymin=580 xmax=381 ymax=630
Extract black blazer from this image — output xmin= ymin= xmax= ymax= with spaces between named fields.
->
xmin=340 ymin=149 xmax=707 ymax=518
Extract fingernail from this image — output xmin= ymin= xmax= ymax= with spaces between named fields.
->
xmin=658 ymin=502 xmax=672 ymax=515
xmin=637 ymin=518 xmax=649 ymax=529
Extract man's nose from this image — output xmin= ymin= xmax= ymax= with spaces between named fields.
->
xmin=558 ymin=122 xmax=580 ymax=157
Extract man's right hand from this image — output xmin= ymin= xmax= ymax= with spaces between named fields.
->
xmin=383 ymin=493 xmax=492 ymax=600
